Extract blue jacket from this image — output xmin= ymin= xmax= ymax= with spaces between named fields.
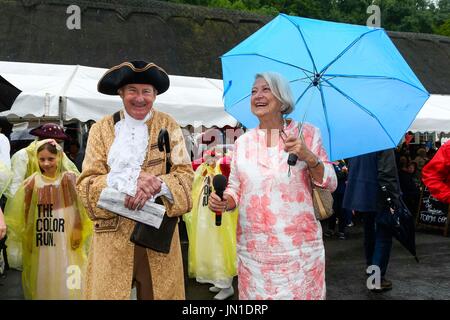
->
xmin=343 ymin=149 xmax=401 ymax=213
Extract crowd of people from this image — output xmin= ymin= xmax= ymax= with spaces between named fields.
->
xmin=0 ymin=60 xmax=447 ymax=300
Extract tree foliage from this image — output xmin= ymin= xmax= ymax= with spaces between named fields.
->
xmin=165 ymin=0 xmax=450 ymax=36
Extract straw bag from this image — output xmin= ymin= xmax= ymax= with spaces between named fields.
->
xmin=312 ymin=186 xmax=334 ymax=221
xmin=293 ymin=121 xmax=334 ymax=221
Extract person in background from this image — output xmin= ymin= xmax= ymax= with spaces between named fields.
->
xmin=422 ymin=140 xmax=450 ymax=204
xmin=343 ymin=148 xmax=401 ymax=292
xmin=5 ymin=123 xmax=77 ymax=199
xmin=0 ymin=131 xmax=12 ymax=240
xmin=324 ymin=159 xmax=349 ymax=240
xmin=413 ymin=147 xmax=428 ymax=177
xmin=67 ymin=140 xmax=84 ymax=172
xmin=184 ymin=149 xmax=237 ymax=300
xmin=208 ymin=72 xmax=337 ymax=299
xmin=0 ymin=118 xmax=12 ymax=276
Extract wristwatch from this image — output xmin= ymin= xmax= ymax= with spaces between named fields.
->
xmin=308 ymin=158 xmax=322 ymax=169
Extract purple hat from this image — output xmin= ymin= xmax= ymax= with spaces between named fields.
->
xmin=29 ymin=123 xmax=69 ymax=141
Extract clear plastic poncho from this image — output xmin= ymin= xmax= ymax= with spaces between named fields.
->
xmin=6 ymin=140 xmax=80 ymax=199
xmin=183 ymin=161 xmax=238 ymax=285
xmin=5 ymin=139 xmax=92 ymax=300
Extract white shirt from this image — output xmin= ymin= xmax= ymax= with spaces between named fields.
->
xmin=0 ymin=133 xmax=11 ymax=169
xmin=0 ymin=133 xmax=11 ymax=196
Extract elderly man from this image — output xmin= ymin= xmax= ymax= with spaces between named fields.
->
xmin=77 ymin=60 xmax=193 ymax=300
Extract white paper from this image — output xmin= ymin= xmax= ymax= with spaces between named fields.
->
xmin=97 ymin=187 xmax=166 ymax=229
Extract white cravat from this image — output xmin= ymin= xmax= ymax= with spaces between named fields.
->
xmin=106 ymin=109 xmax=151 ymax=196
xmin=106 ymin=109 xmax=174 ymax=203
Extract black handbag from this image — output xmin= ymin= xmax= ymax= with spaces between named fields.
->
xmin=129 ymin=128 xmax=179 ymax=254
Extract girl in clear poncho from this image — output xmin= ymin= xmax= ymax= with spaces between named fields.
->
xmin=5 ymin=139 xmax=92 ymax=300
xmin=183 ymin=151 xmax=238 ymax=300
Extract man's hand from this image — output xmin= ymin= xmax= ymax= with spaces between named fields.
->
xmin=124 ymin=172 xmax=163 ymax=211
xmin=124 ymin=189 xmax=151 ymax=211
xmin=137 ymin=172 xmax=162 ymax=197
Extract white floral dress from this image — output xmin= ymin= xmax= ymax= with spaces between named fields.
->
xmin=225 ymin=120 xmax=337 ymax=300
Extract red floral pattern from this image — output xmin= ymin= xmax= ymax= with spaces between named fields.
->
xmin=225 ymin=120 xmax=337 ymax=300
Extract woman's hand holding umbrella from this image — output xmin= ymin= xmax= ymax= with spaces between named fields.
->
xmin=283 ymin=134 xmax=324 ymax=181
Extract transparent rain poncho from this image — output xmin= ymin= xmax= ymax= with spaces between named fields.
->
xmin=6 ymin=140 xmax=79 ymax=199
xmin=183 ymin=161 xmax=238 ymax=286
xmin=5 ymin=139 xmax=92 ymax=300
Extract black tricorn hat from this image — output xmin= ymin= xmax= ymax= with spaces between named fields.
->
xmin=97 ymin=61 xmax=170 ymax=95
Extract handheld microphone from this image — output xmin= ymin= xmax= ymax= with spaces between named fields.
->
xmin=212 ymin=174 xmax=228 ymax=226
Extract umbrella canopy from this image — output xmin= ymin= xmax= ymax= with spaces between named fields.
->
xmin=221 ymin=14 xmax=430 ymax=160
xmin=0 ymin=75 xmax=21 ymax=112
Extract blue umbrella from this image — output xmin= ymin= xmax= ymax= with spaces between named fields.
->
xmin=221 ymin=14 xmax=430 ymax=161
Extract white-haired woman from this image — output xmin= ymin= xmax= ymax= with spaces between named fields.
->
xmin=209 ymin=72 xmax=337 ymax=299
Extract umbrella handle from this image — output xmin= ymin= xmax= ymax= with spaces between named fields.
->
xmin=287 ymin=119 xmax=305 ymax=167
xmin=287 ymin=153 xmax=298 ymax=166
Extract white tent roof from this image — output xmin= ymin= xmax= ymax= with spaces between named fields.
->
xmin=409 ymin=94 xmax=450 ymax=132
xmin=0 ymin=61 xmax=237 ymax=127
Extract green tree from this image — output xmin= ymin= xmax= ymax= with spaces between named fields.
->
xmin=164 ymin=0 xmax=449 ymax=35
xmin=434 ymin=18 xmax=450 ymax=35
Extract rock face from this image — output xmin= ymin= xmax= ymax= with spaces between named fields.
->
xmin=0 ymin=0 xmax=449 ymax=93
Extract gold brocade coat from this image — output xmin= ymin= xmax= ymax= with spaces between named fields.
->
xmin=76 ymin=110 xmax=193 ymax=300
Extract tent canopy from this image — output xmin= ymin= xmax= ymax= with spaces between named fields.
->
xmin=0 ymin=61 xmax=237 ymax=128
xmin=409 ymin=94 xmax=450 ymax=133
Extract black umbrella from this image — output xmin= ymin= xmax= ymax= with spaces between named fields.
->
xmin=379 ymin=186 xmax=419 ymax=262
xmin=0 ymin=75 xmax=21 ymax=112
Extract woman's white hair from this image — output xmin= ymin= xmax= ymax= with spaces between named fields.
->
xmin=255 ymin=72 xmax=294 ymax=115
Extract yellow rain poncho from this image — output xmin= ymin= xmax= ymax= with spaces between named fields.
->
xmin=6 ymin=140 xmax=79 ymax=199
xmin=5 ymin=139 xmax=92 ymax=300
xmin=183 ymin=161 xmax=238 ymax=285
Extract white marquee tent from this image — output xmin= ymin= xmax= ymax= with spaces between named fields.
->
xmin=408 ymin=94 xmax=450 ymax=133
xmin=0 ymin=61 xmax=238 ymax=128
xmin=1 ymin=61 xmax=449 ymax=133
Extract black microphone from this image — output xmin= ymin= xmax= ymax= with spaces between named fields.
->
xmin=212 ymin=174 xmax=228 ymax=226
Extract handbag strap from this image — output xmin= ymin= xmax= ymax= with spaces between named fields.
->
xmin=112 ymin=110 xmax=121 ymax=125
xmin=294 ymin=121 xmax=314 ymax=190
xmin=295 ymin=122 xmax=324 ymax=194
